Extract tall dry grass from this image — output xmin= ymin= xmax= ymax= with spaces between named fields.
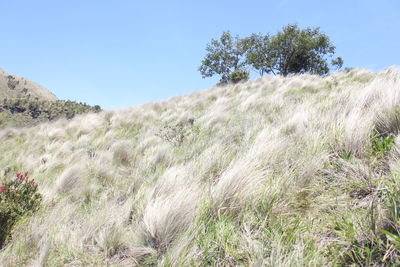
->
xmin=1 ymin=68 xmax=400 ymax=266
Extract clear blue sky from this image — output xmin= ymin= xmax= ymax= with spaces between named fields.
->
xmin=0 ymin=0 xmax=399 ymax=109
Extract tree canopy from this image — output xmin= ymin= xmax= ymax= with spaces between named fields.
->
xmin=199 ymin=24 xmax=343 ymax=84
xmin=198 ymin=31 xmax=248 ymax=84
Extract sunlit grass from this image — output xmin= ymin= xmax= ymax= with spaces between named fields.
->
xmin=1 ymin=68 xmax=400 ymax=266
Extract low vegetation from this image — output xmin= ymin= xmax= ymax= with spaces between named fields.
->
xmin=0 ymin=68 xmax=400 ymax=266
xmin=0 ymin=172 xmax=42 ymax=248
xmin=0 ymin=97 xmax=101 ymax=129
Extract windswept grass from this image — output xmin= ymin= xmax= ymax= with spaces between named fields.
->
xmin=1 ymin=68 xmax=400 ymax=266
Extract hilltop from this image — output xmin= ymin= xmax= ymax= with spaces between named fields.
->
xmin=0 ymin=69 xmax=101 ymax=129
xmin=0 ymin=69 xmax=400 ymax=266
xmin=0 ymin=69 xmax=57 ymax=100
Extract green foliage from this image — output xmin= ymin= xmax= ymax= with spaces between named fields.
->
xmin=0 ymin=172 xmax=42 ymax=248
xmin=264 ymin=24 xmax=343 ymax=76
xmin=371 ymin=135 xmax=394 ymax=155
xmin=241 ymin=33 xmax=273 ymax=76
xmin=328 ymin=172 xmax=400 ymax=266
xmin=198 ymin=31 xmax=248 ymax=84
xmin=193 ymin=205 xmax=250 ymax=266
xmin=385 ymin=174 xmax=400 ymax=227
xmin=332 ymin=213 xmax=400 ymax=265
xmin=382 ymin=230 xmax=400 ymax=250
xmin=199 ymin=24 xmax=343 ymax=82
xmin=0 ymin=97 xmax=101 ymax=128
xmin=137 ymin=253 xmax=158 ymax=266
xmin=229 ymin=70 xmax=249 ymax=84
xmin=340 ymin=150 xmax=353 ymax=161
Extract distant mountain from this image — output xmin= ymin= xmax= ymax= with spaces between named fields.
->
xmin=0 ymin=68 xmax=100 ymax=129
xmin=0 ymin=68 xmax=57 ymax=100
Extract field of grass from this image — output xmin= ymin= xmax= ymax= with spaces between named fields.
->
xmin=1 ymin=68 xmax=400 ymax=266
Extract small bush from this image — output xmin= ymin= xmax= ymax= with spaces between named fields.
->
xmin=0 ymin=172 xmax=42 ymax=247
xmin=156 ymin=123 xmax=185 ymax=147
xmin=155 ymin=119 xmax=197 ymax=147
xmin=230 ymin=70 xmax=249 ymax=84
xmin=371 ymin=135 xmax=394 ymax=156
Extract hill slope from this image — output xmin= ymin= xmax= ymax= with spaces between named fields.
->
xmin=0 ymin=69 xmax=101 ymax=129
xmin=1 ymin=69 xmax=400 ymax=266
xmin=0 ymin=69 xmax=57 ymax=100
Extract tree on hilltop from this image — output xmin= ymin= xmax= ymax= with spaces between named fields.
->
xmin=198 ymin=31 xmax=249 ymax=84
xmin=247 ymin=24 xmax=343 ymax=76
xmin=199 ymin=24 xmax=343 ymax=83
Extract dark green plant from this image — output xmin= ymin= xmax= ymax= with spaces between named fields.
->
xmin=371 ymin=135 xmax=394 ymax=155
xmin=229 ymin=70 xmax=249 ymax=83
xmin=246 ymin=24 xmax=343 ymax=76
xmin=0 ymin=172 xmax=42 ymax=247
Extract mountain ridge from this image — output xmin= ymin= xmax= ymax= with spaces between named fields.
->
xmin=0 ymin=68 xmax=57 ymax=101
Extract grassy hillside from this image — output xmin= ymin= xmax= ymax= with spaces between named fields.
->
xmin=0 ymin=69 xmax=101 ymax=129
xmin=0 ymin=98 xmax=101 ymax=129
xmin=1 ymin=69 xmax=400 ymax=266
xmin=0 ymin=69 xmax=57 ymax=100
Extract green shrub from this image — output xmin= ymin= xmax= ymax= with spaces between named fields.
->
xmin=371 ymin=135 xmax=394 ymax=155
xmin=0 ymin=172 xmax=42 ymax=247
xmin=230 ymin=70 xmax=249 ymax=84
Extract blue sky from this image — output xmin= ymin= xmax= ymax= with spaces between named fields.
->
xmin=0 ymin=0 xmax=399 ymax=109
